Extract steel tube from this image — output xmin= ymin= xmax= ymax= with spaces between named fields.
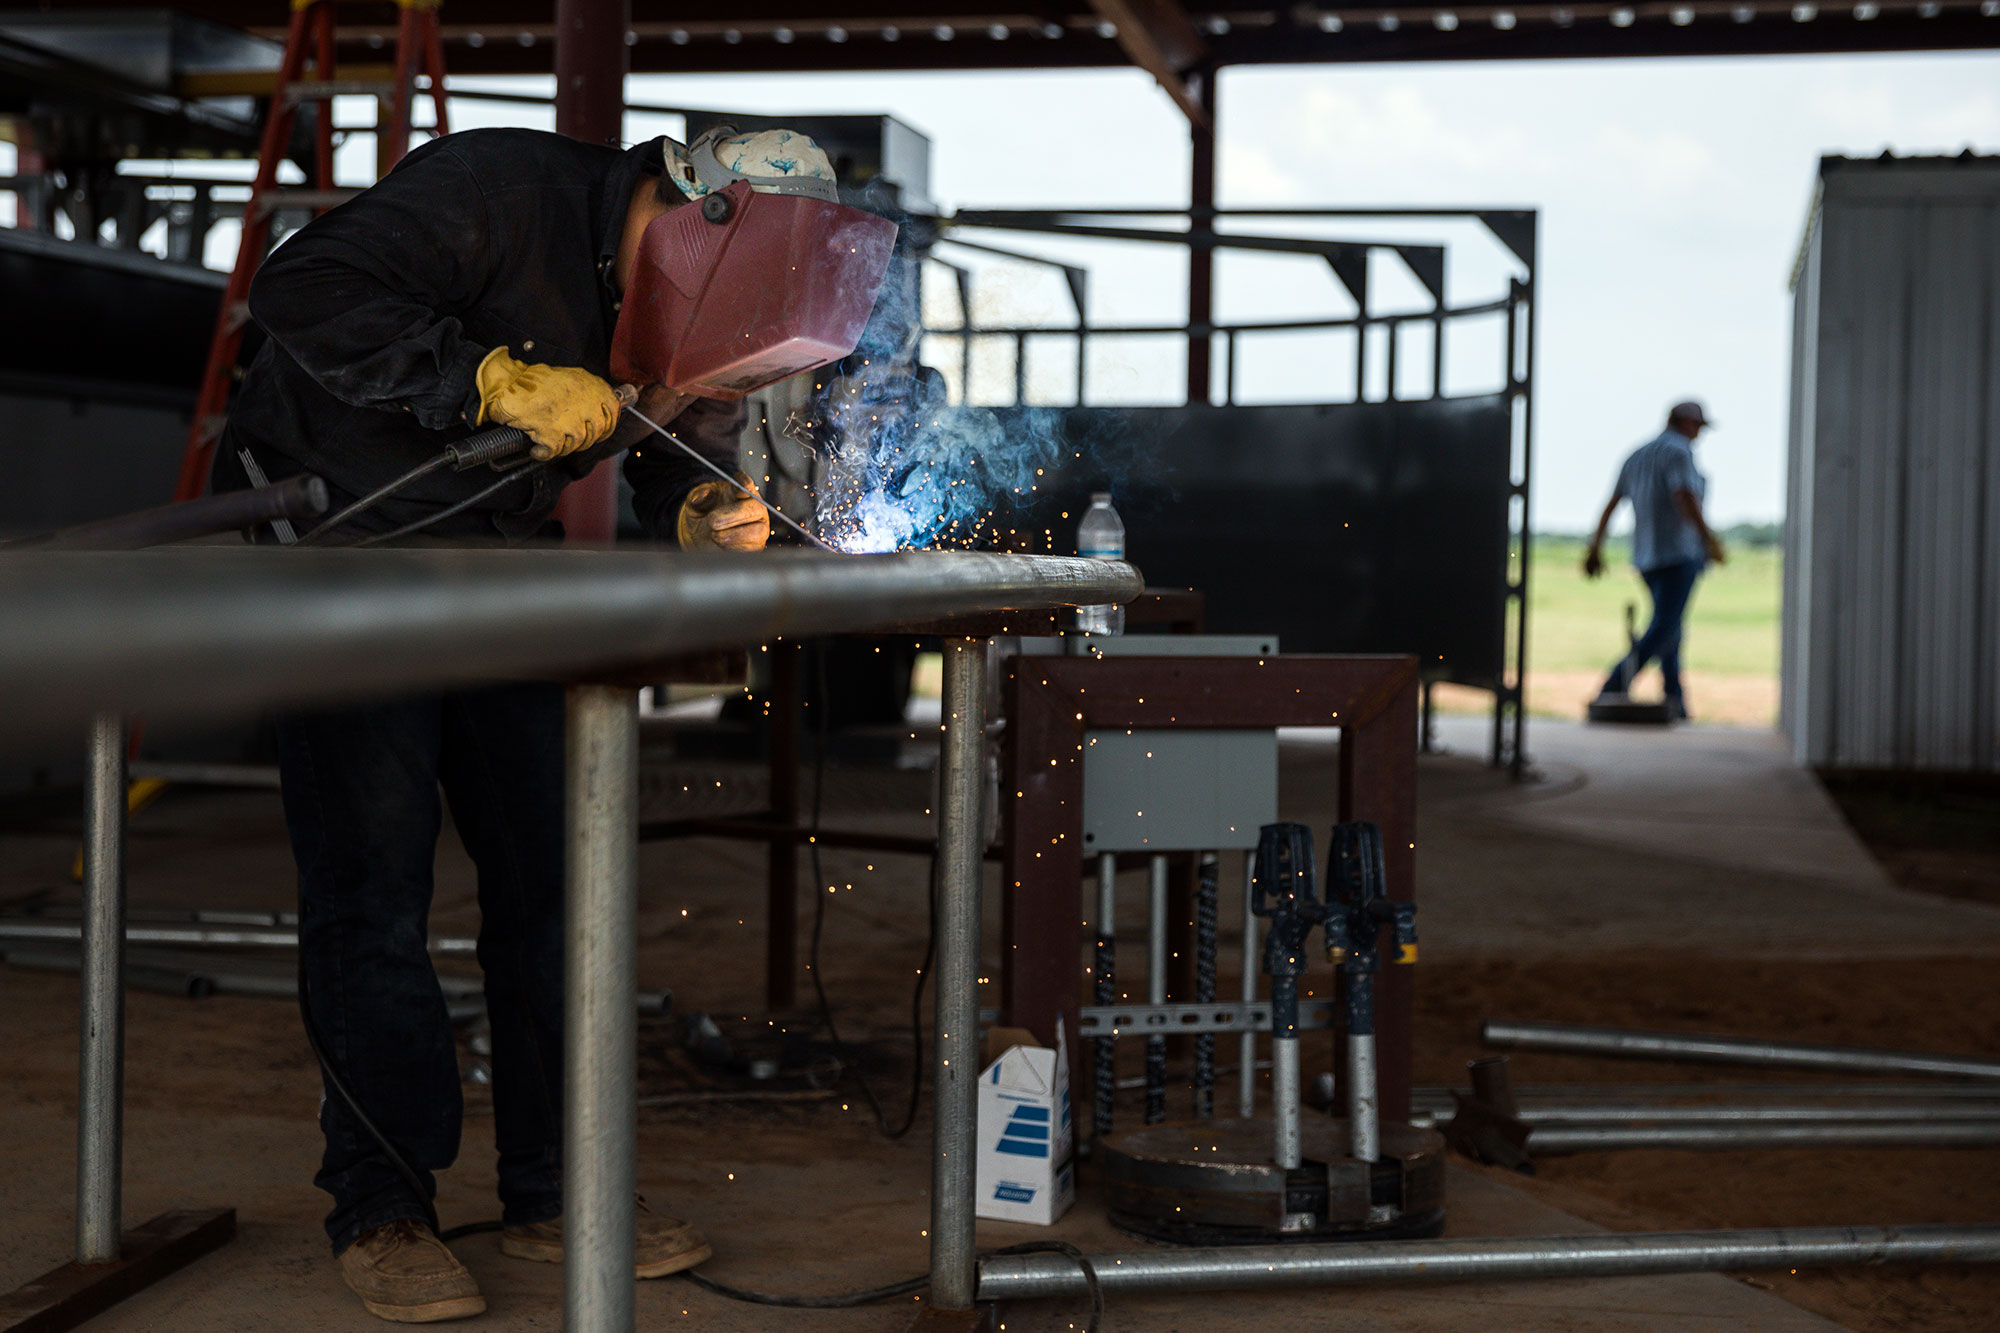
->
xmin=0 ymin=920 xmax=475 ymax=954
xmin=0 ymin=549 xmax=1141 ymax=751
xmin=1414 ymin=1081 xmax=2000 ymax=1103
xmin=976 ymin=1224 xmax=2000 ymax=1300
xmin=10 ymin=474 xmax=328 ymax=551
xmin=1144 ymin=853 xmax=1169 ymax=1124
xmin=1484 ymin=1021 xmax=2000 ymax=1081
xmin=77 ymin=712 xmax=126 ymax=1263
xmin=1349 ymin=1032 xmax=1380 ymax=1163
xmin=930 ymin=638 xmax=987 ymax=1311
xmin=1092 ymin=852 xmax=1116 ymax=1138
xmin=562 ymin=685 xmax=639 ymax=1333
xmin=1423 ymin=1100 xmax=2000 ymax=1125
xmin=1238 ymin=850 xmax=1257 ymax=1118
xmin=1272 ymin=1037 xmax=1302 ymax=1170
xmin=1528 ymin=1122 xmax=2000 ymax=1154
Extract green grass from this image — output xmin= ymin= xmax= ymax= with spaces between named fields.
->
xmin=1528 ymin=536 xmax=1781 ymax=678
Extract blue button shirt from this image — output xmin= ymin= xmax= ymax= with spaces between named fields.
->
xmin=1614 ymin=429 xmax=1708 ymax=571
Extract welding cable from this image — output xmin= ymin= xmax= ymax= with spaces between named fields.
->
xmin=681 ymin=1242 xmax=1101 ymax=1330
xmin=295 ymin=957 xmax=446 ymax=1239
xmin=349 ymin=463 xmax=549 ymax=548
xmin=294 ymin=453 xmax=457 ymax=547
xmin=805 ymin=644 xmax=936 ymax=1140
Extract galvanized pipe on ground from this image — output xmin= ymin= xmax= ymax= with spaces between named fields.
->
xmin=1483 ymin=1020 xmax=2000 ymax=1081
xmin=1418 ymin=1100 xmax=2000 ymax=1126
xmin=976 ymin=1224 xmax=2000 ymax=1300
xmin=1527 ymin=1122 xmax=2000 ymax=1153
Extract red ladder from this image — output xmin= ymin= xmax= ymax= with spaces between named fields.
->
xmin=174 ymin=0 xmax=451 ymax=501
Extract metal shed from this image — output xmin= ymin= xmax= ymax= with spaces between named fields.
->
xmin=1783 ymin=153 xmax=2000 ymax=772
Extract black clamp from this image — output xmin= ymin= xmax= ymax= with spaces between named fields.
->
xmin=1325 ymin=822 xmax=1417 ymax=1040
xmin=1252 ymin=822 xmax=1329 ymax=1039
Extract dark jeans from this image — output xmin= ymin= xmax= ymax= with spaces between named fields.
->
xmin=1602 ymin=559 xmax=1703 ymax=703
xmin=275 ymin=683 xmax=567 ymax=1254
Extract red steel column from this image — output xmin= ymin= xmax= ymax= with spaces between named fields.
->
xmin=552 ymin=0 xmax=629 ymax=545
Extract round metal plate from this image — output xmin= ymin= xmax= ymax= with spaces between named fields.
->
xmin=1097 ymin=1116 xmax=1447 ymax=1244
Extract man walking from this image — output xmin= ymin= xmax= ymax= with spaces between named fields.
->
xmin=1582 ymin=400 xmax=1727 ymax=722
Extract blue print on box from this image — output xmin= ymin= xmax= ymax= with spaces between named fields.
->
xmin=996 ymin=1104 xmax=1051 ymax=1158
xmin=993 ymin=1183 xmax=1036 ymax=1204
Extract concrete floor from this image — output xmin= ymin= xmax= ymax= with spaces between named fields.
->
xmin=1 ymin=712 xmax=1992 ymax=1330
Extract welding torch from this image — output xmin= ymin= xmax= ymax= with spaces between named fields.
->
xmin=302 ymin=383 xmax=833 ymax=550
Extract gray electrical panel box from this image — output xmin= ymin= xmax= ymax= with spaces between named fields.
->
xmin=1082 ymin=729 xmax=1277 ymax=853
xmin=1012 ymin=634 xmax=1280 ymax=854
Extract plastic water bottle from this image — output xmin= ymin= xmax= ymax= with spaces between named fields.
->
xmin=1073 ymin=492 xmax=1126 ymax=635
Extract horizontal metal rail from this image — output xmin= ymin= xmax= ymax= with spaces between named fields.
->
xmin=0 ymin=548 xmax=1141 ymax=749
xmin=1413 ymin=1081 xmax=2000 ymax=1103
xmin=1529 ymin=1122 xmax=2000 ymax=1153
xmin=978 ymin=1225 xmax=2000 ymax=1300
xmin=1418 ymin=1100 xmax=2000 ymax=1126
xmin=0 ymin=920 xmax=476 ymax=955
xmin=1483 ymin=1021 xmax=2000 ymax=1081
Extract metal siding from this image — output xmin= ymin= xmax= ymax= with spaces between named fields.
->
xmin=1789 ymin=158 xmax=2000 ymax=772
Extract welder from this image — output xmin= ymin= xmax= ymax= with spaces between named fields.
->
xmin=216 ymin=124 xmax=890 ymax=1322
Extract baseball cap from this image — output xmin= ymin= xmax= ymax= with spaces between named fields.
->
xmin=1668 ymin=399 xmax=1713 ymax=427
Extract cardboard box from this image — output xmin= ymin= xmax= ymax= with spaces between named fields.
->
xmin=974 ymin=1021 xmax=1074 ymax=1225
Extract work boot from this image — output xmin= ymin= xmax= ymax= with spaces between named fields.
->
xmin=501 ymin=1195 xmax=713 ymax=1278
xmin=337 ymin=1219 xmax=486 ymax=1324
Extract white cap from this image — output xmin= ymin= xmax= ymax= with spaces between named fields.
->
xmin=662 ymin=126 xmax=839 ymax=203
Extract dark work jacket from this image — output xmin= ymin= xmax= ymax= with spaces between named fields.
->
xmin=218 ymin=127 xmax=740 ymax=543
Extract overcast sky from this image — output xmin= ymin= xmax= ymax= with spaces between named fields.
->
xmin=609 ymin=49 xmax=2000 ymax=530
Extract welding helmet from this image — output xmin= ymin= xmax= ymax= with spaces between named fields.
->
xmin=611 ymin=125 xmax=898 ymax=400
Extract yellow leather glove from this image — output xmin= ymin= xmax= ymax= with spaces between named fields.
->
xmin=475 ymin=347 xmax=621 ymax=458
xmin=678 ymin=473 xmax=771 ymax=552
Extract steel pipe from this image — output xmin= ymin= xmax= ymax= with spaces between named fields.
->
xmin=0 ymin=548 xmax=1141 ymax=751
xmin=930 ymin=638 xmax=987 ymax=1311
xmin=1144 ymin=853 xmax=1168 ymax=1125
xmin=977 ymin=1224 xmax=2000 ymax=1300
xmin=562 ymin=684 xmax=640 ymax=1333
xmin=0 ymin=920 xmax=475 ymax=955
xmin=1414 ymin=1081 xmax=2000 ymax=1104
xmin=1528 ymin=1122 xmax=2000 ymax=1154
xmin=77 ymin=713 xmax=126 ymax=1263
xmin=7 ymin=474 xmax=328 ymax=551
xmin=1238 ymin=849 xmax=1257 ymax=1118
xmin=1422 ymin=1100 xmax=2000 ymax=1125
xmin=1483 ymin=1021 xmax=2000 ymax=1081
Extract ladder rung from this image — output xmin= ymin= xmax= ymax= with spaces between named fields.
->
xmin=256 ymin=188 xmax=360 ymax=218
xmin=285 ymin=80 xmax=400 ymax=104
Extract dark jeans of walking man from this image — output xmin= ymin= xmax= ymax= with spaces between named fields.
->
xmin=1584 ymin=399 xmax=1727 ymax=722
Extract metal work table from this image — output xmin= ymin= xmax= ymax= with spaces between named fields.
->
xmin=0 ymin=546 xmax=1139 ymax=1331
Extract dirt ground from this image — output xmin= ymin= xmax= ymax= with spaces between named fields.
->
xmin=2 ymin=718 xmax=1997 ymax=1330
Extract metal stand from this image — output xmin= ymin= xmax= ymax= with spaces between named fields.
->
xmin=562 ymin=684 xmax=640 ymax=1333
xmin=0 ymin=717 xmax=235 ymax=1333
xmin=929 ymin=639 xmax=987 ymax=1312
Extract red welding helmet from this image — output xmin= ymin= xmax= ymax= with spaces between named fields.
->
xmin=611 ymin=180 xmax=899 ymax=400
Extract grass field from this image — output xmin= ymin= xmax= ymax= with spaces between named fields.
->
xmin=1439 ymin=535 xmax=1783 ymax=728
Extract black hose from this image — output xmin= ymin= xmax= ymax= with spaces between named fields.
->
xmin=296 ymin=453 xmax=454 ymax=546
xmin=296 ymin=954 xmax=444 ymax=1238
xmin=805 ymin=644 xmax=934 ymax=1140
xmin=350 ymin=463 xmax=547 ymax=547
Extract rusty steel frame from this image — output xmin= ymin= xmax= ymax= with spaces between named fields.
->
xmin=1000 ymin=652 xmax=1420 ymax=1122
